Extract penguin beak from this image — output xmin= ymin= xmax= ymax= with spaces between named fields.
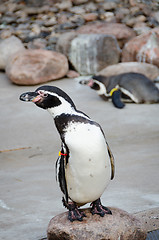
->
xmin=79 ymin=79 xmax=94 ymax=86
xmin=19 ymin=91 xmax=42 ymax=103
xmin=87 ymin=79 xmax=94 ymax=87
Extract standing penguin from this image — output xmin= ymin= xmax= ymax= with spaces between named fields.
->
xmin=20 ymin=85 xmax=115 ymax=222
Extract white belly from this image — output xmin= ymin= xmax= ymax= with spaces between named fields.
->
xmin=65 ymin=122 xmax=111 ymax=204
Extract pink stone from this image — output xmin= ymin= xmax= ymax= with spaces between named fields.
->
xmin=77 ymin=22 xmax=136 ymax=47
xmin=67 ymin=70 xmax=80 ymax=78
xmin=122 ymin=28 xmax=159 ymax=67
xmin=6 ymin=49 xmax=69 ymax=85
xmin=98 ymin=62 xmax=159 ymax=80
xmin=47 ymin=207 xmax=147 ymax=240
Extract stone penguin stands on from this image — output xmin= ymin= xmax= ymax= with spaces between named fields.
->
xmin=20 ymin=85 xmax=115 ymax=222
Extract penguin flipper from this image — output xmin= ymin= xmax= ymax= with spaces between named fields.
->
xmin=56 ymin=146 xmax=68 ymax=203
xmin=99 ymin=126 xmax=115 ymax=180
xmin=111 ymin=89 xmax=125 ymax=109
xmin=106 ymin=143 xmax=115 ymax=180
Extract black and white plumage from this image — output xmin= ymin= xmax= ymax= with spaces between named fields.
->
xmin=80 ymin=72 xmax=159 ymax=109
xmin=20 ymin=85 xmax=115 ymax=221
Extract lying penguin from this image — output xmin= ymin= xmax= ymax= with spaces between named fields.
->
xmin=20 ymin=85 xmax=115 ymax=222
xmin=79 ymin=72 xmax=159 ymax=108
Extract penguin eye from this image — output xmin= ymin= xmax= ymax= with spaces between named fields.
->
xmin=38 ymin=90 xmax=48 ymax=98
xmin=43 ymin=93 xmax=48 ymax=97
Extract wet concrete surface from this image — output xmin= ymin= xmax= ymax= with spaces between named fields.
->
xmin=0 ymin=72 xmax=159 ymax=240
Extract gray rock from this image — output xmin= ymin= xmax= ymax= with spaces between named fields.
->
xmin=72 ymin=0 xmax=88 ymax=5
xmin=55 ymin=1 xmax=72 ymax=11
xmin=56 ymin=32 xmax=78 ymax=56
xmin=102 ymin=1 xmax=117 ymax=10
xmin=151 ymin=11 xmax=159 ymax=23
xmin=47 ymin=207 xmax=147 ymax=240
xmin=0 ymin=28 xmax=14 ymax=39
xmin=84 ymin=2 xmax=97 ymax=12
xmin=0 ymin=36 xmax=25 ymax=70
xmin=69 ymin=6 xmax=86 ymax=14
xmin=0 ymin=16 xmax=17 ymax=25
xmin=68 ymin=34 xmax=120 ymax=75
xmin=27 ymin=38 xmax=47 ymax=49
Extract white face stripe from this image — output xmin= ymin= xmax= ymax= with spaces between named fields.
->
xmin=39 ymin=90 xmax=90 ymax=119
xmin=92 ymin=80 xmax=109 ymax=96
xmin=38 ymin=90 xmax=62 ymax=98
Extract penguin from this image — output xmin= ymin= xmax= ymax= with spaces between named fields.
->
xmin=79 ymin=72 xmax=159 ymax=109
xmin=19 ymin=85 xmax=115 ymax=222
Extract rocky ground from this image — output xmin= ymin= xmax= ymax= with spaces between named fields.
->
xmin=0 ymin=0 xmax=159 ymax=86
xmin=0 ymin=0 xmax=159 ymax=49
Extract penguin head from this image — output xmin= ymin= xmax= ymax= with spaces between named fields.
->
xmin=80 ymin=75 xmax=108 ymax=98
xmin=20 ymin=85 xmax=76 ymax=115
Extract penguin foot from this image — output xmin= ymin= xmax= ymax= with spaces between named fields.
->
xmin=90 ymin=198 xmax=112 ymax=217
xmin=67 ymin=202 xmax=86 ymax=222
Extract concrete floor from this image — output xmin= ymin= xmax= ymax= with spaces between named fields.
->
xmin=0 ymin=72 xmax=159 ymax=240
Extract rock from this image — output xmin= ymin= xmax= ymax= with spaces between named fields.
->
xmin=151 ymin=11 xmax=159 ymax=23
xmin=55 ymin=22 xmax=79 ymax=33
xmin=133 ymin=22 xmax=151 ymax=35
xmin=55 ymin=1 xmax=72 ymax=11
xmin=122 ymin=28 xmax=159 ymax=67
xmin=1 ymin=16 xmax=17 ymax=25
xmin=133 ymin=207 xmax=159 ymax=233
xmin=0 ymin=28 xmax=14 ymax=39
xmin=84 ymin=2 xmax=97 ymax=12
xmin=98 ymin=62 xmax=159 ymax=80
xmin=27 ymin=38 xmax=47 ymax=49
xmin=68 ymin=34 xmax=120 ymax=75
xmin=115 ymin=8 xmax=130 ymax=22
xmin=22 ymin=0 xmax=45 ymax=7
xmin=5 ymin=49 xmax=69 ymax=85
xmin=0 ymin=36 xmax=25 ymax=70
xmin=82 ymin=13 xmax=98 ymax=22
xmin=57 ymin=14 xmax=69 ymax=24
xmin=102 ymin=2 xmax=117 ymax=10
xmin=99 ymin=12 xmax=116 ymax=22
xmin=124 ymin=15 xmax=146 ymax=28
xmin=43 ymin=17 xmax=57 ymax=27
xmin=47 ymin=208 xmax=147 ymax=240
xmin=69 ymin=6 xmax=86 ymax=14
xmin=77 ymin=22 xmax=136 ymax=47
xmin=72 ymin=0 xmax=89 ymax=5
xmin=56 ymin=32 xmax=78 ymax=56
xmin=67 ymin=70 xmax=80 ymax=78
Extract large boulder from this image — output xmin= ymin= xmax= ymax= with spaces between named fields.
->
xmin=0 ymin=36 xmax=25 ymax=70
xmin=68 ymin=34 xmax=120 ymax=75
xmin=5 ymin=49 xmax=69 ymax=85
xmin=122 ymin=28 xmax=159 ymax=67
xmin=56 ymin=32 xmax=78 ymax=56
xmin=77 ymin=22 xmax=136 ymax=47
xmin=47 ymin=207 xmax=147 ymax=240
xmin=98 ymin=62 xmax=159 ymax=80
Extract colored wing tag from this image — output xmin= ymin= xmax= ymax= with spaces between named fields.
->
xmin=110 ymin=88 xmax=118 ymax=96
xmin=59 ymin=151 xmax=67 ymax=156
